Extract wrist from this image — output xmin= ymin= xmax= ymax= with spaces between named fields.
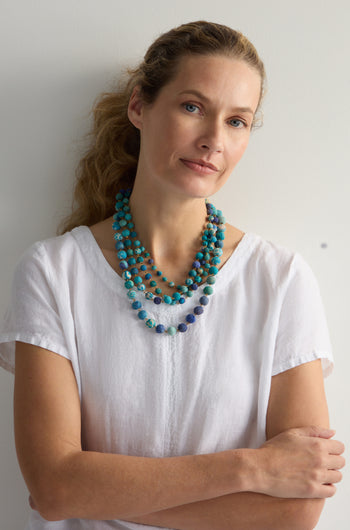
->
xmin=234 ymin=448 xmax=261 ymax=493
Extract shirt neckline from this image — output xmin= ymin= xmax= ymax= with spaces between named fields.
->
xmin=70 ymin=225 xmax=258 ymax=295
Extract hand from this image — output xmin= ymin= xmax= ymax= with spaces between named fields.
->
xmin=253 ymin=426 xmax=345 ymax=498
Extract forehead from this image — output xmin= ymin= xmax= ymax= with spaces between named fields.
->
xmin=160 ymin=54 xmax=261 ymax=111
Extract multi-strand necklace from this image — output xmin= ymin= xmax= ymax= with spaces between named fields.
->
xmin=112 ymin=189 xmax=226 ymax=336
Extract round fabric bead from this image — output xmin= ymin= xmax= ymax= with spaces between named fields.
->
xmin=163 ymin=295 xmax=172 ymax=304
xmin=206 ymin=276 xmax=216 ymax=285
xmin=119 ymin=260 xmax=128 ymax=270
xmin=178 ymin=323 xmax=188 ymax=332
xmin=194 ymin=306 xmax=204 ymax=315
xmin=156 ymin=324 xmax=165 ymax=333
xmin=145 ymin=292 xmax=154 ymax=300
xmin=154 ymin=297 xmax=162 ymax=304
xmin=146 ymin=319 xmax=156 ymax=328
xmin=203 ymin=286 xmax=214 ymax=295
xmin=124 ymin=280 xmax=134 ymax=289
xmin=122 ymin=271 xmax=132 ymax=280
xmin=179 ymin=297 xmax=186 ymax=304
xmin=199 ymin=295 xmax=209 ymax=305
xmin=186 ymin=314 xmax=196 ymax=324
xmin=132 ymin=300 xmax=142 ymax=310
xmin=127 ymin=290 xmax=136 ymax=299
xmin=167 ymin=326 xmax=177 ymax=336
xmin=138 ymin=310 xmax=147 ymax=320
xmin=209 ymin=266 xmax=218 ymax=275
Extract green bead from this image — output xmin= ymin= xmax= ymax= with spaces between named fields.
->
xmin=203 ymin=286 xmax=214 ymax=295
xmin=167 ymin=326 xmax=177 ymax=336
xmin=207 ymin=275 xmax=216 ymax=285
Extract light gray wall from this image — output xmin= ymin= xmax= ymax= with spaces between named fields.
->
xmin=1 ymin=0 xmax=349 ymax=528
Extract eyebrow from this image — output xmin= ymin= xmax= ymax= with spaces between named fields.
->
xmin=178 ymin=89 xmax=255 ymax=115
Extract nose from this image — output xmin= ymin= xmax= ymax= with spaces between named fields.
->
xmin=197 ymin=120 xmax=224 ymax=153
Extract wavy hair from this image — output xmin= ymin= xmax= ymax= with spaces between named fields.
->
xmin=58 ymin=21 xmax=266 ymax=234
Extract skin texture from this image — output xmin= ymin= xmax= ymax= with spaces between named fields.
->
xmin=13 ymin=54 xmax=345 ymax=528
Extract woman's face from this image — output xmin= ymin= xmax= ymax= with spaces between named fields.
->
xmin=129 ymin=53 xmax=262 ymax=198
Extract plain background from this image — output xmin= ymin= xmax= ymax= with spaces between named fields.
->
xmin=0 ymin=0 xmax=349 ymax=528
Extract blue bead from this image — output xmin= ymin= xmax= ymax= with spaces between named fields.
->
xmin=119 ymin=260 xmax=128 ymax=270
xmin=199 ymin=295 xmax=209 ymax=305
xmin=179 ymin=297 xmax=186 ymax=304
xmin=140 ymin=264 xmax=147 ymax=271
xmin=186 ymin=314 xmax=196 ymax=324
xmin=138 ymin=310 xmax=147 ymax=320
xmin=154 ymin=297 xmax=162 ymax=304
xmin=191 ymin=283 xmax=198 ymax=291
xmin=132 ymin=301 xmax=142 ymax=310
xmin=145 ymin=273 xmax=152 ymax=280
xmin=192 ymin=260 xmax=201 ymax=268
xmin=194 ymin=306 xmax=204 ymax=315
xmin=130 ymin=267 xmax=138 ymax=275
xmin=156 ymin=324 xmax=165 ymax=333
xmin=115 ymin=241 xmax=124 ymax=250
xmin=178 ymin=323 xmax=188 ymax=332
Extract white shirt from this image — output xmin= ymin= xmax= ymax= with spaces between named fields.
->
xmin=0 ymin=226 xmax=333 ymax=530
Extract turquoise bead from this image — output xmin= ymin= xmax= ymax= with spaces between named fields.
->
xmin=211 ymin=257 xmax=221 ymax=265
xmin=122 ymin=271 xmax=132 ymax=280
xmin=167 ymin=326 xmax=177 ymax=336
xmin=145 ymin=292 xmax=154 ymax=300
xmin=117 ymin=250 xmax=127 ymax=259
xmin=127 ymin=290 xmax=136 ymax=299
xmin=203 ymin=286 xmax=214 ymax=295
xmin=124 ymin=280 xmax=134 ymax=289
xmin=163 ymin=295 xmax=172 ymax=304
xmin=207 ymin=276 xmax=216 ymax=285
xmin=137 ymin=284 xmax=145 ymax=291
xmin=134 ymin=276 xmax=142 ymax=284
xmin=209 ymin=266 xmax=218 ymax=275
xmin=132 ymin=301 xmax=142 ymax=310
xmin=138 ymin=310 xmax=147 ymax=320
xmin=146 ymin=319 xmax=156 ymax=328
xmin=155 ymin=288 xmax=162 ymax=294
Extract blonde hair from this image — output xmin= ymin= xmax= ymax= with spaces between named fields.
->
xmin=58 ymin=21 xmax=266 ymax=234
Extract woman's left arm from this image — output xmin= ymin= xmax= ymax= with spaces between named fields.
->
xmin=123 ymin=359 xmax=340 ymax=530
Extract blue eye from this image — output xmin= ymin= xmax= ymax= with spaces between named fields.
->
xmin=184 ymin=103 xmax=199 ymax=113
xmin=229 ymin=119 xmax=245 ymax=128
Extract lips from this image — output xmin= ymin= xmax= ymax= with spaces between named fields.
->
xmin=180 ymin=158 xmax=219 ymax=174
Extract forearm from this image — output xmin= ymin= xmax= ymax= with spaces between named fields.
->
xmin=33 ymin=448 xmax=249 ymax=521
xmin=123 ymin=493 xmax=325 ymax=530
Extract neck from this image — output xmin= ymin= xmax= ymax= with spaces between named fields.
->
xmin=129 ymin=178 xmax=208 ymax=269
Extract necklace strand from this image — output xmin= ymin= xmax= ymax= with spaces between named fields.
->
xmin=112 ymin=189 xmax=226 ymax=335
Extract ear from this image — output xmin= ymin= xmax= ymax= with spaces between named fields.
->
xmin=127 ymin=86 xmax=144 ymax=130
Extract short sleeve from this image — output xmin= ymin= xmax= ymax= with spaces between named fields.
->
xmin=272 ymin=253 xmax=333 ymax=377
xmin=0 ymin=242 xmax=70 ymax=374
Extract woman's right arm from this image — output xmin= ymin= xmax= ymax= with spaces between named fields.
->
xmin=14 ymin=342 xmax=344 ymax=523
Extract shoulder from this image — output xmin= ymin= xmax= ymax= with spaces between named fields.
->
xmin=228 ymin=226 xmax=315 ymax=291
xmin=14 ymin=227 xmax=89 ymax=281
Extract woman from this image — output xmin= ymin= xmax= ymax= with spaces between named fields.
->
xmin=0 ymin=20 xmax=345 ymax=530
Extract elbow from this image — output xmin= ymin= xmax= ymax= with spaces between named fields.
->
xmin=281 ymin=499 xmax=325 ymax=530
xmin=28 ymin=474 xmax=73 ymax=522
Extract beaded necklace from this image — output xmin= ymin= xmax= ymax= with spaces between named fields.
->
xmin=112 ymin=189 xmax=226 ymax=335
